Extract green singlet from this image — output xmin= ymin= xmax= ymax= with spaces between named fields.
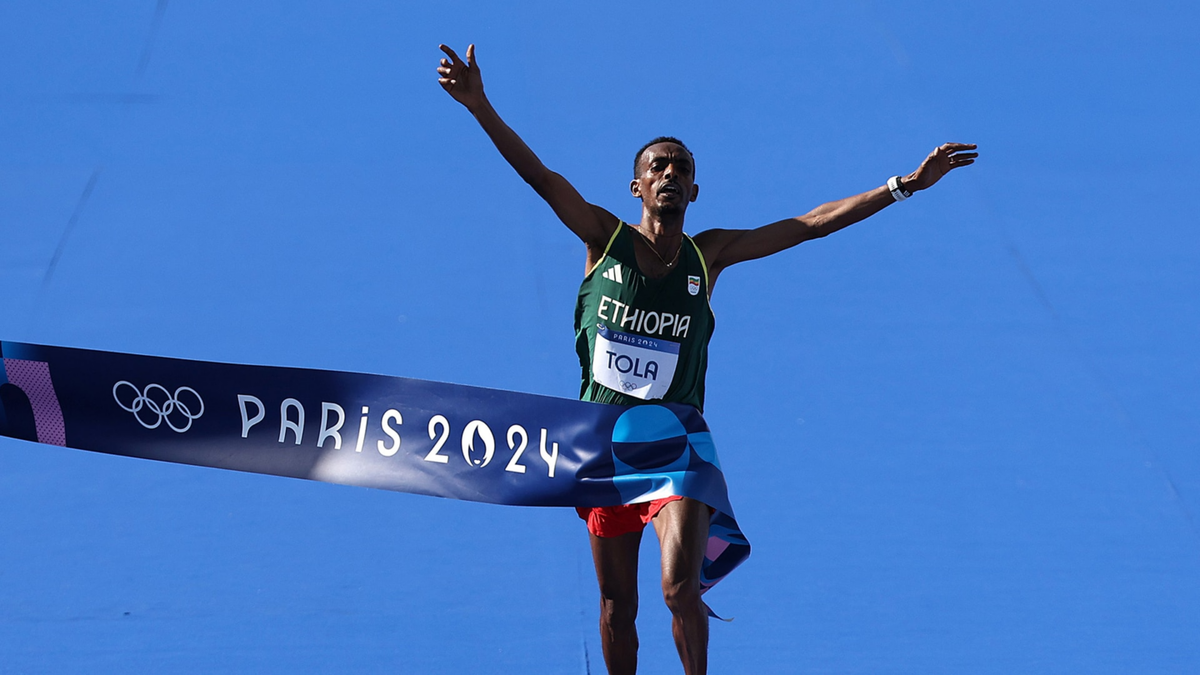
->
xmin=574 ymin=221 xmax=715 ymax=412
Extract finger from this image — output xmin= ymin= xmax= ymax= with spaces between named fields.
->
xmin=942 ymin=142 xmax=977 ymax=151
xmin=949 ymin=159 xmax=975 ymax=168
xmin=439 ymin=44 xmax=462 ymax=65
xmin=950 ymin=152 xmax=979 ymax=161
xmin=441 ymin=58 xmax=450 ymax=66
xmin=466 ymin=43 xmax=476 ymax=68
xmin=438 ymin=78 xmax=456 ymax=87
xmin=437 ymin=66 xmax=453 ymax=76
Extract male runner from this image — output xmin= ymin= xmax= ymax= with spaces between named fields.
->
xmin=436 ymin=43 xmax=976 ymax=675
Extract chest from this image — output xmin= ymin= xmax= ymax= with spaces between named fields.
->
xmin=589 ymin=256 xmax=706 ymax=338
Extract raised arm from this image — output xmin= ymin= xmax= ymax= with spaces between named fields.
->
xmin=436 ymin=44 xmax=617 ymax=253
xmin=695 ymin=143 xmax=978 ymax=282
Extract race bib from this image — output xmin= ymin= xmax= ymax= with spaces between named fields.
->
xmin=592 ymin=324 xmax=679 ymax=400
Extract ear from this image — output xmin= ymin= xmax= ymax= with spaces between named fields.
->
xmin=630 ymin=179 xmax=642 ymax=198
xmin=689 ymin=183 xmax=700 ymax=203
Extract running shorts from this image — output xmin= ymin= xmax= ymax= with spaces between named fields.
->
xmin=575 ymin=496 xmax=686 ymax=538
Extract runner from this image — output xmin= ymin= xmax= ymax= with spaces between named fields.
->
xmin=436 ymin=43 xmax=976 ymax=675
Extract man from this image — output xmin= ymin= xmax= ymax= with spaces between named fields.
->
xmin=436 ymin=43 xmax=976 ymax=675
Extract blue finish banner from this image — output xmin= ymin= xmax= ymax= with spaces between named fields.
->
xmin=0 ymin=341 xmax=749 ymax=594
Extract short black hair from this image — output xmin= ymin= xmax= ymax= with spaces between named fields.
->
xmin=633 ymin=136 xmax=693 ymax=176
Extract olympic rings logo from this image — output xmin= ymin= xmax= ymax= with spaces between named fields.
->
xmin=112 ymin=381 xmax=205 ymax=433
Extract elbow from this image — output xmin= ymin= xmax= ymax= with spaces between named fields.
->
xmin=524 ymin=167 xmax=557 ymax=191
xmin=796 ymin=215 xmax=830 ymax=241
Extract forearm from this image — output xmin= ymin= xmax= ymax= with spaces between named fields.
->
xmin=798 ymin=184 xmax=895 ymax=239
xmin=800 ymin=145 xmax=969 ymax=239
xmin=467 ymin=95 xmax=553 ymax=190
xmin=461 ymin=92 xmax=611 ymax=247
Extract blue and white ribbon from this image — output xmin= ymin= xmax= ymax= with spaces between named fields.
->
xmin=0 ymin=340 xmax=749 ymax=594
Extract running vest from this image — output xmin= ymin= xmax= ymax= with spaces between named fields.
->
xmin=574 ymin=222 xmax=715 ymax=411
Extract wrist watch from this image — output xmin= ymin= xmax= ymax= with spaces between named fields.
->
xmin=887 ymin=175 xmax=912 ymax=202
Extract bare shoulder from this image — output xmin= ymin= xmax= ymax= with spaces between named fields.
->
xmin=588 ymin=204 xmax=622 ymax=244
xmin=691 ymin=228 xmax=744 ymax=271
xmin=582 ymin=204 xmax=623 ymax=271
xmin=692 ymin=227 xmax=739 ymax=246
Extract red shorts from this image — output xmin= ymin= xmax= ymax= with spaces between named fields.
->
xmin=576 ymin=496 xmax=686 ymax=538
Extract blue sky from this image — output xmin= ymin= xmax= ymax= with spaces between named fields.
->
xmin=2 ymin=2 xmax=1199 ymax=672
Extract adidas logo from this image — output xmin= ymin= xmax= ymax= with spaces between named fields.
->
xmin=602 ymin=264 xmax=624 ymax=284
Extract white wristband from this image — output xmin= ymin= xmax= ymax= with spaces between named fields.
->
xmin=887 ymin=175 xmax=912 ymax=202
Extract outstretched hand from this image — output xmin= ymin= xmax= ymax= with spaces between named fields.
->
xmin=437 ymin=43 xmax=484 ymax=110
xmin=905 ymin=143 xmax=978 ymax=192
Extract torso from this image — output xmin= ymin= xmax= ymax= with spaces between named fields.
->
xmin=573 ymin=222 xmax=715 ymax=411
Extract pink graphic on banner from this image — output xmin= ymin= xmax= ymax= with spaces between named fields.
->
xmin=706 ymin=536 xmax=730 ymax=562
xmin=3 ymin=359 xmax=67 ymax=446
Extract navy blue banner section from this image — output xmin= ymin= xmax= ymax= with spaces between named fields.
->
xmin=0 ymin=341 xmax=749 ymax=592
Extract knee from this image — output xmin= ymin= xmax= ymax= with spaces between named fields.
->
xmin=599 ymin=588 xmax=638 ymax=629
xmin=661 ymin=577 xmax=702 ymax=617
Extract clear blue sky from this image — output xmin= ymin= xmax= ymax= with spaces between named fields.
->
xmin=2 ymin=2 xmax=1199 ymax=672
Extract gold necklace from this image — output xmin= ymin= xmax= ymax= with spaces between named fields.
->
xmin=634 ymin=226 xmax=682 ymax=269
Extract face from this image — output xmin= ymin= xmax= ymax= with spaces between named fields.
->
xmin=630 ymin=142 xmax=699 ymax=215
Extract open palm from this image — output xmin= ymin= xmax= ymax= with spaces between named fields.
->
xmin=436 ymin=43 xmax=484 ymax=110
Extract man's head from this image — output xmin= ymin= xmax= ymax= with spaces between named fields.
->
xmin=631 ymin=137 xmax=699 ymax=217
xmin=633 ymin=136 xmax=693 ymax=177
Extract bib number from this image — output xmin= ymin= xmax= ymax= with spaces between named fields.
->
xmin=592 ymin=324 xmax=680 ymax=400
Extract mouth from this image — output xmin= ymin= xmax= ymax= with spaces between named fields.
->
xmin=657 ymin=183 xmax=682 ymax=199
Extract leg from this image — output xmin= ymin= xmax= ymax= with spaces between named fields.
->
xmin=589 ymin=529 xmax=643 ymax=675
xmin=652 ymin=497 xmax=710 ymax=675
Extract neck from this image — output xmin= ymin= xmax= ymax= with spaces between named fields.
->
xmin=639 ymin=208 xmax=686 ymax=239
xmin=633 ymin=210 xmax=685 ymax=271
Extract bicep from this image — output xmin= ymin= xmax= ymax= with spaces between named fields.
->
xmin=531 ymin=170 xmax=618 ymax=247
xmin=697 ymin=218 xmax=818 ymax=274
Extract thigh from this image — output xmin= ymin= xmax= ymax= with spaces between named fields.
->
xmin=589 ymin=529 xmax=643 ymax=600
xmin=651 ymin=497 xmax=710 ymax=583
